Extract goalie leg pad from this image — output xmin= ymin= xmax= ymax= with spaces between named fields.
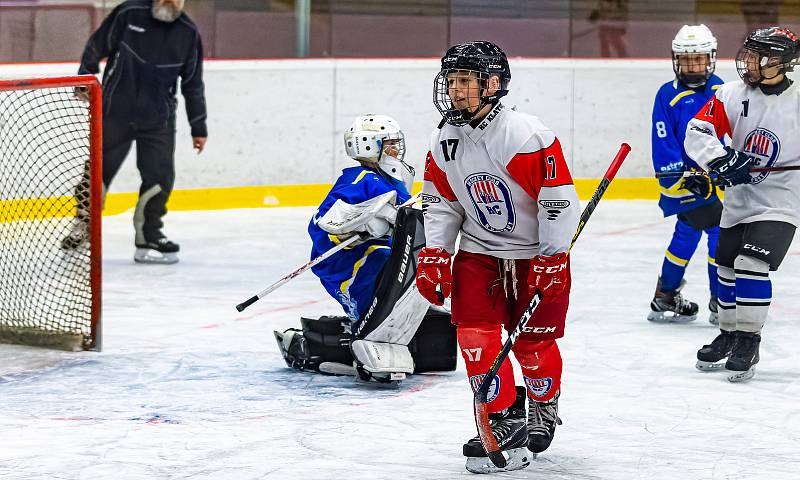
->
xmin=408 ymin=306 xmax=457 ymax=373
xmin=351 ymin=339 xmax=414 ymax=380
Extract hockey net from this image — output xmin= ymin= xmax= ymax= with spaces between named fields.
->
xmin=0 ymin=76 xmax=102 ymax=351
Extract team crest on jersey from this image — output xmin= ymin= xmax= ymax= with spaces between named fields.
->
xmin=524 ymin=377 xmax=553 ymax=398
xmin=464 ymin=173 xmax=516 ymax=232
xmin=742 ymin=128 xmax=780 ymax=184
xmin=469 ymin=374 xmax=501 ymax=402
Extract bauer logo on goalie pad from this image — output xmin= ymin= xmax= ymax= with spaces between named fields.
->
xmin=743 ymin=128 xmax=780 ymax=184
xmin=469 ymin=374 xmax=501 ymax=403
xmin=524 ymin=377 xmax=553 ymax=398
xmin=464 ymin=173 xmax=516 ymax=233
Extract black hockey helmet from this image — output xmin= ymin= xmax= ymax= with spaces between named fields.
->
xmin=736 ymin=27 xmax=800 ymax=86
xmin=433 ymin=41 xmax=511 ymax=126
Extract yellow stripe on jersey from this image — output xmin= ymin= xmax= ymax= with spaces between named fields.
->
xmin=659 ymin=178 xmax=692 ymax=199
xmin=669 ymin=90 xmax=696 ymax=107
xmin=352 ymin=170 xmax=370 ymax=185
xmin=708 ymin=255 xmax=717 ymax=266
xmin=665 ymin=249 xmax=690 ymax=267
xmin=340 ymin=245 xmax=390 ymax=294
xmin=711 ymin=85 xmax=720 ymax=90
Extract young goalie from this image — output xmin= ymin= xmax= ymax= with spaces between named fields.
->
xmin=274 ymin=114 xmax=456 ymax=383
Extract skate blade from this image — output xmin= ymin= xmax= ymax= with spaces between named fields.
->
xmin=727 ymin=367 xmax=755 ymax=383
xmin=708 ymin=313 xmax=719 ymax=325
xmin=647 ymin=311 xmax=697 ymax=324
xmin=465 ymin=447 xmax=532 ymax=474
xmin=696 ymin=360 xmax=726 ymax=372
xmin=134 ymin=248 xmax=179 ymax=264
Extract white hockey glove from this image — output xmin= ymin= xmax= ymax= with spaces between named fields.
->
xmin=316 ymin=191 xmax=398 ymax=241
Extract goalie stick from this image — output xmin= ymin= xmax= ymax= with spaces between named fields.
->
xmin=235 ymin=193 xmax=421 ymax=312
xmin=654 ymin=165 xmax=800 ymax=179
xmin=473 ymin=143 xmax=631 ymax=469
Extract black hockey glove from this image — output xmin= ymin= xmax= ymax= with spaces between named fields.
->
xmin=681 ymin=174 xmax=714 ymax=199
xmin=707 ymin=147 xmax=753 ymax=187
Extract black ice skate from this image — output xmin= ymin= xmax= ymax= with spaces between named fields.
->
xmin=527 ymin=389 xmax=562 ymax=454
xmin=60 ymin=212 xmax=89 ymax=250
xmin=647 ymin=278 xmax=698 ymax=323
xmin=708 ymin=296 xmax=719 ymax=325
xmin=725 ymin=331 xmax=761 ymax=383
xmin=696 ymin=329 xmax=736 ymax=371
xmin=464 ymin=386 xmax=531 ymax=474
xmin=134 ymin=237 xmax=180 ymax=264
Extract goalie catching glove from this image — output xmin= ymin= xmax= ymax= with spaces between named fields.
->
xmin=415 ymin=247 xmax=452 ymax=306
xmin=316 ymin=190 xmax=399 ymax=244
xmin=529 ymin=252 xmax=569 ymax=301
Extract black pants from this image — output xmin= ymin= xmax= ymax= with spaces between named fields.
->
xmin=716 ymin=221 xmax=796 ymax=270
xmin=103 ymin=116 xmax=176 ymax=245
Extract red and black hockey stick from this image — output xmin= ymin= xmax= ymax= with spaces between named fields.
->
xmin=473 ymin=143 xmax=631 ymax=469
xmin=655 ymin=165 xmax=800 ymax=179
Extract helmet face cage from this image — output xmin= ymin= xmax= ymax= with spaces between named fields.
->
xmin=672 ymin=51 xmax=716 ymax=88
xmin=344 ymin=115 xmax=405 ymax=162
xmin=736 ymin=27 xmax=800 ymax=85
xmin=434 ymin=68 xmax=493 ymax=127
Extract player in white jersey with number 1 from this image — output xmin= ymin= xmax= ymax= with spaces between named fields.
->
xmin=684 ymin=26 xmax=800 ymax=382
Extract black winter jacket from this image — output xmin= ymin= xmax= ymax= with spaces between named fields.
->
xmin=79 ymin=0 xmax=207 ymax=137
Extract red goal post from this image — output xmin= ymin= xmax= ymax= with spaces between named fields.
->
xmin=0 ymin=75 xmax=102 ymax=351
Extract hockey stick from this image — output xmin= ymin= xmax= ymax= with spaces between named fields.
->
xmin=655 ymin=165 xmax=800 ymax=179
xmin=235 ymin=232 xmax=366 ymax=312
xmin=474 ymin=143 xmax=631 ymax=469
xmin=236 ymin=193 xmax=421 ymax=312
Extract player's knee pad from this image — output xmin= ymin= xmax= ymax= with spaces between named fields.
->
xmin=458 ymin=324 xmax=516 ymax=413
xmin=734 ymin=254 xmax=770 ymax=275
xmin=513 ymin=340 xmax=562 ymax=402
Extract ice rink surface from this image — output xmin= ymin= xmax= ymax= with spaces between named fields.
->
xmin=2 ymin=201 xmax=800 ymax=479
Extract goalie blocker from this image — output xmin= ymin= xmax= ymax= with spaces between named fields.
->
xmin=274 ymin=207 xmax=457 ymax=381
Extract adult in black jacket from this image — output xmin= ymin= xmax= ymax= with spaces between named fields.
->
xmin=73 ymin=0 xmax=207 ymax=264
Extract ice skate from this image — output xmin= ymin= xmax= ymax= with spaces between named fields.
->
xmin=708 ymin=296 xmax=719 ymax=325
xmin=726 ymin=331 xmax=760 ymax=383
xmin=134 ymin=237 xmax=180 ymax=264
xmin=527 ymin=389 xmax=561 ymax=454
xmin=60 ymin=213 xmax=89 ymax=250
xmin=696 ymin=329 xmax=736 ymax=371
xmin=647 ymin=278 xmax=698 ymax=323
xmin=463 ymin=386 xmax=531 ymax=474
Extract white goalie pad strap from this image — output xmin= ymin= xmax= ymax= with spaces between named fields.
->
xmin=351 ymin=339 xmax=414 ymax=374
xmin=362 ymin=286 xmax=429 ymax=345
xmin=317 ymin=190 xmax=398 ymax=238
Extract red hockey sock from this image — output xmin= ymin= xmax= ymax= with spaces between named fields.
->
xmin=514 ymin=340 xmax=562 ymax=402
xmin=457 ymin=325 xmax=516 ymax=413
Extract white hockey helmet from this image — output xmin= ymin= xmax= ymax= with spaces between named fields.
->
xmin=344 ymin=114 xmax=415 ymax=191
xmin=672 ymin=24 xmax=718 ymax=88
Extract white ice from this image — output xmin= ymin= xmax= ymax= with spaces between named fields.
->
xmin=2 ymin=201 xmax=800 ymax=479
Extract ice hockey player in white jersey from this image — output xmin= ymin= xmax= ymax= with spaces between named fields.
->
xmin=274 ymin=114 xmax=457 ymax=384
xmin=416 ymin=41 xmax=580 ymax=473
xmin=684 ymin=26 xmax=800 ymax=382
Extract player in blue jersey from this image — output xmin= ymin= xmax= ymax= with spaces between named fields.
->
xmin=274 ymin=114 xmax=457 ymax=383
xmin=649 ymin=25 xmax=724 ymax=324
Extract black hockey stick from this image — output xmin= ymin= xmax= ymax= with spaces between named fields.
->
xmin=655 ymin=165 xmax=800 ymax=179
xmin=474 ymin=143 xmax=631 ymax=469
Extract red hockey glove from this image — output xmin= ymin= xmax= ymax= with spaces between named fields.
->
xmin=528 ymin=252 xmax=569 ymax=301
xmin=416 ymin=247 xmax=452 ymax=306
